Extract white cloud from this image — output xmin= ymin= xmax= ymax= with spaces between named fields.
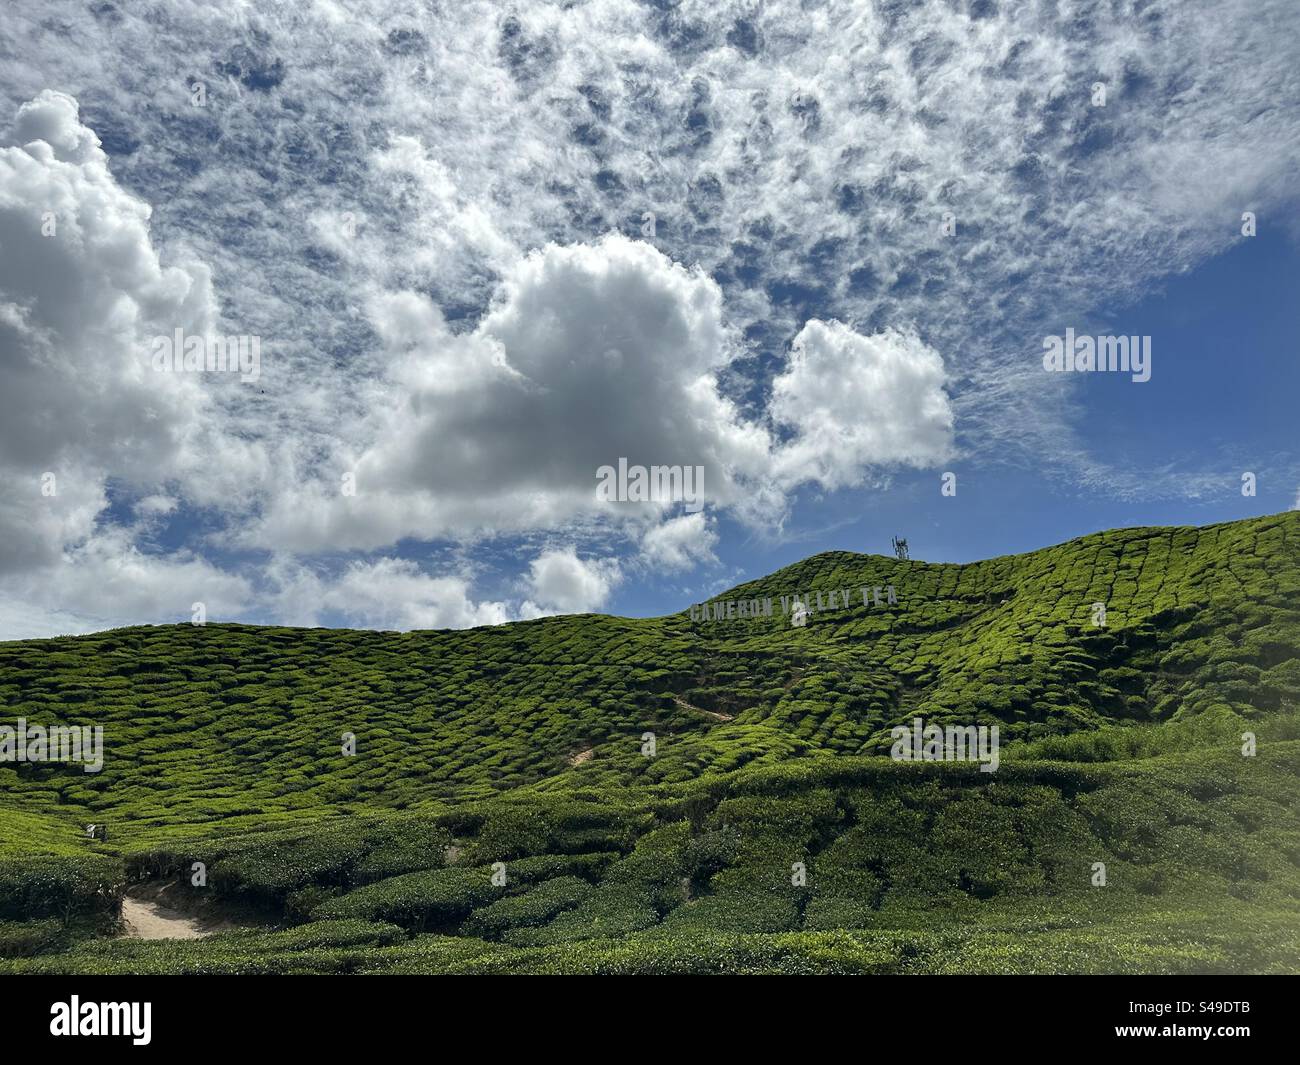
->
xmin=248 ymin=235 xmax=958 ymax=555
xmin=0 ymin=91 xmax=279 ymax=638
xmin=0 ymin=528 xmax=252 ymax=640
xmin=0 ymin=471 xmax=106 ymax=576
xmin=267 ymin=556 xmax=510 ymax=631
xmin=521 ymin=547 xmax=621 ymax=617
xmin=135 ymin=495 xmax=178 ymax=517
xmin=0 ymin=90 xmax=214 ymax=572
xmin=640 ymin=512 xmax=719 ymax=572
xmin=769 ymin=320 xmax=953 ymax=491
xmin=250 ymin=234 xmax=776 ymax=551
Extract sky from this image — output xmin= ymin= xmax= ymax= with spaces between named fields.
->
xmin=0 ymin=0 xmax=1297 ymax=639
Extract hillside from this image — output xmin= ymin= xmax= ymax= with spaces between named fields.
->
xmin=1 ymin=512 xmax=1298 ymax=973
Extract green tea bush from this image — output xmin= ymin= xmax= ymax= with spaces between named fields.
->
xmin=0 ymin=918 xmax=64 ymax=957
xmin=462 ymin=876 xmax=593 ymax=938
xmin=311 ymin=867 xmax=498 ymax=930
xmin=350 ymin=819 xmax=453 ymax=884
xmin=501 ymin=884 xmax=661 ymax=946
xmin=0 ymin=855 xmax=122 ymax=922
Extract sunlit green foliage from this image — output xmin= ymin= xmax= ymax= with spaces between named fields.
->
xmin=1 ymin=513 xmax=1297 ymax=972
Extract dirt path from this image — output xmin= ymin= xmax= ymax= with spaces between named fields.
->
xmin=672 ymin=696 xmax=734 ymax=722
xmin=117 ymin=882 xmax=271 ymax=940
xmin=120 ymin=896 xmax=210 ymax=940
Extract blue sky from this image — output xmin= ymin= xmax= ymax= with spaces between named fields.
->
xmin=0 ymin=0 xmax=1297 ymax=638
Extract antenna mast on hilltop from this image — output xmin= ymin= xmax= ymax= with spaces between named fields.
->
xmin=891 ymin=536 xmax=909 ymax=561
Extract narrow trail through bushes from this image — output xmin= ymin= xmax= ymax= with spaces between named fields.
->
xmin=673 ymin=696 xmax=733 ymax=721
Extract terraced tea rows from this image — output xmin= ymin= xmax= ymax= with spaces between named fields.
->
xmin=0 ymin=513 xmax=1297 ymax=972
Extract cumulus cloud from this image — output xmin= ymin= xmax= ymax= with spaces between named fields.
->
xmin=0 ymin=528 xmax=252 ymax=640
xmin=0 ymin=91 xmax=278 ymax=634
xmin=770 ymin=321 xmax=953 ymax=490
xmin=0 ymin=90 xmax=214 ymax=572
xmin=266 ymin=556 xmax=510 ymax=632
xmin=521 ymin=547 xmax=622 ymax=617
xmin=640 ymin=512 xmax=719 ymax=572
xmin=250 ymin=234 xmax=765 ymax=550
xmin=250 ymin=235 xmax=952 ymax=552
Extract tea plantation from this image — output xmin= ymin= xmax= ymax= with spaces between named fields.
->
xmin=1 ymin=513 xmax=1298 ymax=973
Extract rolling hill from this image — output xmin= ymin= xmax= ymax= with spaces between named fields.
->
xmin=2 ymin=512 xmax=1298 ymax=973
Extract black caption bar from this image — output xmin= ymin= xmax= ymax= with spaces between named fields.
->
xmin=2 ymin=975 xmax=1291 ymax=1052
